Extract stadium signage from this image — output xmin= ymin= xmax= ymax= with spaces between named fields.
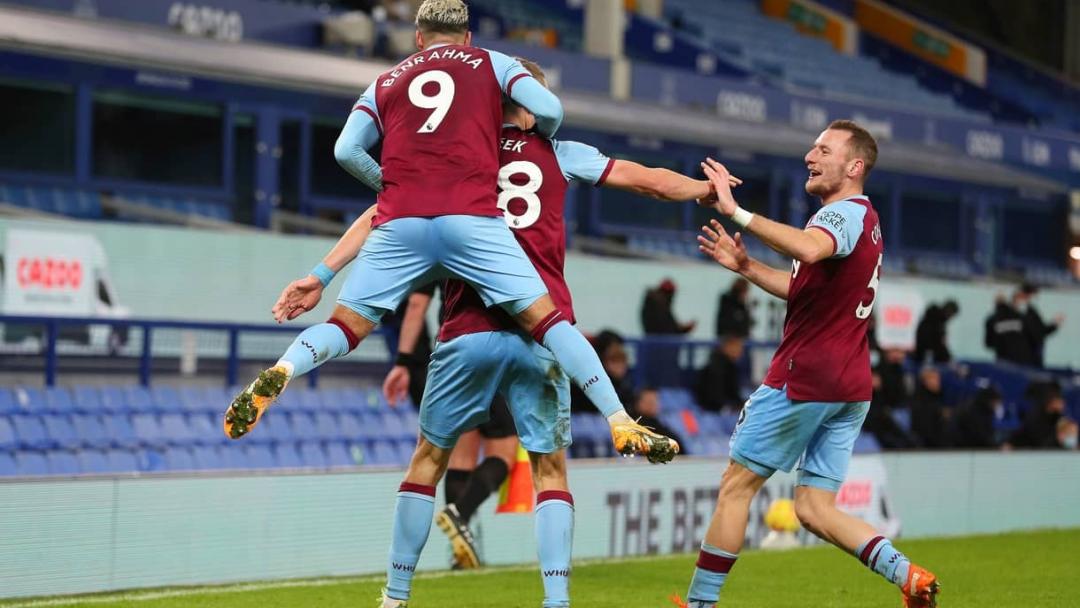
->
xmin=965 ymin=130 xmax=1005 ymax=161
xmin=1 ymin=229 xmax=102 ymax=315
xmin=717 ymin=91 xmax=767 ymax=123
xmin=761 ymin=0 xmax=858 ymax=55
xmin=167 ymin=3 xmax=243 ymax=42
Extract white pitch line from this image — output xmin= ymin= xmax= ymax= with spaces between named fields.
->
xmin=0 ymin=553 xmax=688 ymax=607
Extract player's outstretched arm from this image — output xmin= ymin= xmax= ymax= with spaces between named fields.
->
xmin=700 ymin=158 xmax=834 ymax=264
xmin=699 ymin=220 xmax=790 ymax=300
xmin=333 ymin=108 xmax=384 ymax=192
xmin=604 ymin=160 xmax=740 ymax=201
xmin=508 ymin=76 xmax=563 ymax=137
xmin=271 ymin=204 xmax=378 ymax=323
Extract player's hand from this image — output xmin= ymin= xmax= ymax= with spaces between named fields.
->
xmin=271 ymin=275 xmax=324 ymax=323
xmin=698 ymin=219 xmax=750 ymax=274
xmin=1054 ymin=313 xmax=1066 ymax=326
xmin=700 ymin=158 xmax=739 ymax=217
xmin=382 ymin=365 xmax=411 ymax=407
xmin=695 ymin=174 xmax=741 ymax=207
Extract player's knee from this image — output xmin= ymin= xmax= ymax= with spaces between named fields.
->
xmin=405 ymin=437 xmax=451 ymax=485
xmin=718 ymin=461 xmax=765 ymax=503
xmin=529 ymin=451 xmax=568 ymax=492
xmin=793 ymin=495 xmax=826 ymax=534
xmin=329 ymin=305 xmax=376 ymax=347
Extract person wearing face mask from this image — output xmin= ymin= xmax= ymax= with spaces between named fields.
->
xmin=950 ymin=385 xmax=1005 ymax=449
xmin=1056 ymin=418 xmax=1079 ymax=450
xmin=1017 ymin=283 xmax=1065 ymax=369
xmin=1010 ymin=381 xmax=1066 ymax=448
xmin=984 ymin=290 xmax=1035 ymax=366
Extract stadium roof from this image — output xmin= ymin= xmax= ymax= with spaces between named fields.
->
xmin=0 ymin=4 xmax=1065 ymax=194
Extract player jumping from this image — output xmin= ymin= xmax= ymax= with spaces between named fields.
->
xmin=275 ymin=59 xmax=733 ymax=608
xmin=223 ymin=0 xmax=678 ymax=463
xmin=674 ymin=121 xmax=939 ymax=608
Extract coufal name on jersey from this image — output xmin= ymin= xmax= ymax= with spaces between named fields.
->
xmin=381 ymin=48 xmax=485 ymax=87
xmin=500 ymin=138 xmax=528 ymax=153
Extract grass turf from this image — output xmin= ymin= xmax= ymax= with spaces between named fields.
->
xmin=4 ymin=529 xmax=1074 ymax=607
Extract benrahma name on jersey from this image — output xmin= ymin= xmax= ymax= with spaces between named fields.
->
xmin=380 ymin=47 xmax=486 ymax=87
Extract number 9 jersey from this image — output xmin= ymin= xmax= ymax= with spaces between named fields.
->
xmin=354 ymin=44 xmax=536 ymax=227
xmin=762 ymin=198 xmax=884 ymax=403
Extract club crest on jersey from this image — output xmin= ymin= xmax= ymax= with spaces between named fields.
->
xmin=381 ymin=48 xmax=485 ymax=87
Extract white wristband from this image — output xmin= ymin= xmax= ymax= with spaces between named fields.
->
xmin=731 ymin=206 xmax=754 ymax=228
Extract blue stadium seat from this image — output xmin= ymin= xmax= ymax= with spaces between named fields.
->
xmin=891 ymin=409 xmax=912 ymax=433
xmin=151 ymin=386 xmax=182 ymax=412
xmin=354 ymin=412 xmax=382 ymax=441
xmin=242 ymin=444 xmax=275 ymax=469
xmin=77 ymin=449 xmax=110 ymax=474
xmin=379 ymin=412 xmax=407 ymax=439
xmin=324 ymin=441 xmax=355 ymax=467
xmin=313 ymin=413 xmax=341 ymax=441
xmin=72 ymin=414 xmax=109 ymax=448
xmin=398 ymin=408 xmax=420 ymax=434
xmin=338 ymin=388 xmax=372 ymax=412
xmin=289 ymin=412 xmax=317 ymax=440
xmin=97 ymin=386 xmax=127 ymax=413
xmin=394 ymin=439 xmax=415 ymax=465
xmin=164 ymin=447 xmax=196 ymax=471
xmin=105 ymin=449 xmax=138 ymax=473
xmin=131 ymin=413 xmax=163 ymax=445
xmin=368 ymin=440 xmax=398 ymax=466
xmin=260 ymin=413 xmax=293 ymax=443
xmin=853 ymin=433 xmax=882 ymax=454
xmin=102 ymin=415 xmax=138 ymax=448
xmin=218 ymin=445 xmax=246 ymax=470
xmin=0 ymin=388 xmax=18 ymax=415
xmin=42 ymin=415 xmax=78 ymax=449
xmin=14 ymin=387 xmax=45 ymax=411
xmin=338 ymin=412 xmax=364 ymax=440
xmin=44 ymin=388 xmax=75 ymax=414
xmin=299 ymin=441 xmax=327 ymax=468
xmin=15 ymin=451 xmax=48 ymax=476
xmin=185 ymin=413 xmax=219 ymax=444
xmin=11 ymin=415 xmax=50 ymax=449
xmin=719 ymin=413 xmax=740 ymax=436
xmin=292 ymin=389 xmax=325 ymax=412
xmin=0 ymin=451 xmax=15 ymax=476
xmin=71 ymin=386 xmax=103 ymax=413
xmin=158 ymin=413 xmax=195 ymax=445
xmin=273 ymin=442 xmax=303 ymax=468
xmin=0 ymin=417 xmax=15 ymax=450
xmin=138 ymin=449 xmax=167 ymax=472
xmin=123 ymin=386 xmax=154 ymax=412
xmin=191 ymin=445 xmax=224 ymax=470
xmin=46 ymin=450 xmax=80 ymax=475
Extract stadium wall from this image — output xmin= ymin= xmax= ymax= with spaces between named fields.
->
xmin=3 ymin=218 xmax=1079 ymax=368
xmin=1 ymin=452 xmax=1078 ymax=599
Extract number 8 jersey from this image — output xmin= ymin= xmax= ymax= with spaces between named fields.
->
xmin=438 ymin=126 xmax=614 ymax=341
xmin=762 ymin=197 xmax=884 ymax=403
xmin=354 ymin=44 xmax=535 ymax=227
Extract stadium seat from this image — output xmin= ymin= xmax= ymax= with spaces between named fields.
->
xmin=0 ymin=417 xmax=15 ymax=450
xmin=292 ymin=389 xmax=325 ymax=412
xmin=102 ymin=415 xmax=138 ymax=448
xmin=97 ymin=386 xmax=127 ymax=413
xmin=13 ymin=387 xmax=45 ymax=411
xmin=158 ymin=413 xmax=195 ymax=445
xmin=15 ymin=451 xmax=49 ymax=476
xmin=105 ymin=449 xmax=139 ymax=473
xmin=71 ymin=386 xmax=104 ymax=413
xmin=853 ymin=433 xmax=882 ymax=454
xmin=123 ymin=386 xmax=154 ymax=412
xmin=43 ymin=388 xmax=75 ymax=414
xmin=11 ymin=415 xmax=50 ymax=449
xmin=313 ymin=412 xmax=341 ymax=441
xmin=42 ymin=415 xmax=78 ymax=449
xmin=368 ymin=440 xmax=398 ymax=466
xmin=151 ymin=386 xmax=182 ymax=412
xmin=379 ymin=412 xmax=407 ymax=439
xmin=324 ymin=441 xmax=355 ymax=467
xmin=131 ymin=413 xmax=163 ymax=445
xmin=261 ymin=413 xmax=294 ymax=443
xmin=273 ymin=442 xmax=303 ymax=468
xmin=299 ymin=441 xmax=327 ymax=468
xmin=139 ymin=449 xmax=167 ymax=472
xmin=338 ymin=412 xmax=364 ymax=440
xmin=0 ymin=388 xmax=18 ymax=415
xmin=394 ymin=439 xmax=415 ymax=465
xmin=46 ymin=450 xmax=80 ymax=475
xmin=163 ymin=446 xmax=196 ymax=471
xmin=191 ymin=445 xmax=224 ymax=470
xmin=218 ymin=445 xmax=246 ymax=470
xmin=289 ymin=412 xmax=317 ymax=440
xmin=77 ymin=449 xmax=110 ymax=474
xmin=0 ymin=451 xmax=15 ymax=475
xmin=242 ymin=444 xmax=276 ymax=469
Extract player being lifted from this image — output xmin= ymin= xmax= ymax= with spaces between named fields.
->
xmin=222 ymin=0 xmax=679 ymax=463
xmin=274 ymin=59 xmax=737 ymax=608
xmin=675 ymin=121 xmax=939 ymax=608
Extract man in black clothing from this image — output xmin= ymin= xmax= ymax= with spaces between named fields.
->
xmin=913 ymin=300 xmax=959 ymax=364
xmin=865 ymin=349 xmax=917 ymax=449
xmin=910 ymin=367 xmax=951 ymax=448
xmin=715 ymin=278 xmax=753 ymax=339
xmin=570 ymin=330 xmax=635 ymax=414
xmin=640 ymin=278 xmax=695 ymax=386
xmin=984 ymin=293 xmax=1034 ymax=366
xmin=696 ymin=336 xmax=745 ymax=412
xmin=1010 ymin=381 xmax=1065 ymax=448
xmin=1018 ymin=283 xmax=1065 ymax=369
xmin=950 ymin=386 xmax=1003 ymax=449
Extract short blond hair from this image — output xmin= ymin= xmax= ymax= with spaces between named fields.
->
xmin=828 ymin=119 xmax=878 ymax=179
xmin=415 ymin=0 xmax=469 ymax=35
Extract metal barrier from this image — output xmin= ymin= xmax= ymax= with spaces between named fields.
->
xmin=0 ymin=314 xmax=778 ymax=391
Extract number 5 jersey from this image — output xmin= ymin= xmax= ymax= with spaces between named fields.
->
xmin=762 ymin=197 xmax=884 ymax=403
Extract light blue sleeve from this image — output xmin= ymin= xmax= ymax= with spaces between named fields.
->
xmin=807 ymin=200 xmax=867 ymax=258
xmin=333 ymin=108 xmax=383 ymax=193
xmin=488 ymin=49 xmax=563 ymax=138
xmin=552 ymin=140 xmax=612 ymax=185
xmin=353 ymin=81 xmax=379 ymax=123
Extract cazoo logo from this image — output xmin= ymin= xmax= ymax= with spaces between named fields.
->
xmin=167 ymin=3 xmax=244 ymax=42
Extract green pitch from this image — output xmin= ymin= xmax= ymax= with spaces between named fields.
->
xmin=4 ymin=529 xmax=1074 ymax=607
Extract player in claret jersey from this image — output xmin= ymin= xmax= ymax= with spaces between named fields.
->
xmin=673 ymin=121 xmax=939 ymax=608
xmin=223 ymin=0 xmax=678 ymax=465
xmin=273 ymin=59 xmax=735 ymax=608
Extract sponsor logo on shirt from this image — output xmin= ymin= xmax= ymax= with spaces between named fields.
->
xmin=814 ymin=209 xmax=846 ymax=232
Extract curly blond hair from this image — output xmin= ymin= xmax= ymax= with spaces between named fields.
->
xmin=415 ymin=0 xmax=469 ymax=35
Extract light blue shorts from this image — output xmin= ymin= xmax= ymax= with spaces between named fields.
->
xmin=337 ymin=215 xmax=548 ymax=323
xmin=419 ymin=331 xmax=571 ymax=454
xmin=729 ymin=384 xmax=870 ymax=492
